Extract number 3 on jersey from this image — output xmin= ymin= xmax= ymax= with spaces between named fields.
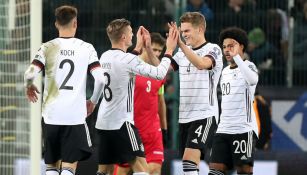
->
xmin=102 ymin=72 xmax=112 ymax=102
xmin=146 ymin=80 xmax=151 ymax=92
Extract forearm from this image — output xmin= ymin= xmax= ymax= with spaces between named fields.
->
xmin=179 ymin=44 xmax=212 ymax=70
xmin=133 ymin=56 xmax=171 ymax=80
xmin=24 ymin=65 xmax=41 ymax=87
xmin=90 ymin=68 xmax=104 ymax=104
xmin=158 ymin=95 xmax=167 ymax=130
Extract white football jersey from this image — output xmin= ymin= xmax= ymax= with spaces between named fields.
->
xmin=173 ymin=42 xmax=223 ymax=123
xmin=217 ymin=58 xmax=259 ymax=136
xmin=33 ymin=38 xmax=100 ymax=125
xmin=95 ymin=49 xmax=171 ymax=130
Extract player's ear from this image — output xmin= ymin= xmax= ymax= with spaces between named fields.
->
xmin=240 ymin=44 xmax=244 ymax=51
xmin=73 ymin=18 xmax=77 ymax=28
xmin=55 ymin=22 xmax=58 ymax=29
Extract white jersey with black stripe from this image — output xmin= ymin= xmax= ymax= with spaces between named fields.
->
xmin=173 ymin=42 xmax=223 ymax=123
xmin=217 ymin=59 xmax=259 ymax=136
xmin=33 ymin=38 xmax=100 ymax=125
xmin=96 ymin=49 xmax=171 ymax=130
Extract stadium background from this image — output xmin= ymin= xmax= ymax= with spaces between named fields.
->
xmin=0 ymin=0 xmax=307 ymax=174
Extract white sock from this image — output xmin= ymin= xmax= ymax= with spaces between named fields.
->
xmin=46 ymin=167 xmax=59 ymax=175
xmin=133 ymin=172 xmax=149 ymax=175
xmin=60 ymin=168 xmax=74 ymax=175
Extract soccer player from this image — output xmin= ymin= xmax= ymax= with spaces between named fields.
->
xmin=168 ymin=12 xmax=223 ymax=175
xmin=95 ymin=19 xmax=178 ymax=175
xmin=208 ymin=27 xmax=259 ymax=175
xmin=115 ymin=33 xmax=167 ymax=175
xmin=24 ymin=5 xmax=104 ymax=175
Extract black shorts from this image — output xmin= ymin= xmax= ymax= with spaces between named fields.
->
xmin=210 ymin=131 xmax=257 ymax=169
xmin=42 ymin=121 xmax=92 ymax=164
xmin=97 ymin=121 xmax=145 ymax=164
xmin=179 ymin=116 xmax=217 ymax=157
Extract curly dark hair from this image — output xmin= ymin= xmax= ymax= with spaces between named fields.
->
xmin=219 ymin=27 xmax=248 ymax=52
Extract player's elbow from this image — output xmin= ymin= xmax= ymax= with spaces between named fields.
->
xmin=195 ymin=64 xmax=208 ymax=70
xmin=195 ymin=59 xmax=213 ymax=70
xmin=248 ymin=77 xmax=258 ymax=86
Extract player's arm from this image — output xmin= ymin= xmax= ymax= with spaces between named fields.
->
xmin=127 ymin=54 xmax=171 ymax=80
xmin=169 ymin=22 xmax=214 ymax=70
xmin=128 ymin=26 xmax=177 ymax=80
xmin=179 ymin=42 xmax=215 ymax=70
xmin=158 ymin=85 xmax=167 ymax=130
xmin=158 ymin=85 xmax=168 ymax=147
xmin=87 ymin=47 xmax=105 ymax=116
xmin=229 ymin=39 xmax=258 ymax=85
xmin=24 ymin=46 xmax=45 ymax=102
xmin=88 ymin=62 xmax=105 ymax=104
xmin=233 ymin=55 xmax=258 ymax=85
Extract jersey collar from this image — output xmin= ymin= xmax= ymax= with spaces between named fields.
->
xmin=111 ymin=48 xmax=125 ymax=52
xmin=192 ymin=41 xmax=208 ymax=50
xmin=59 ymin=37 xmax=74 ymax=39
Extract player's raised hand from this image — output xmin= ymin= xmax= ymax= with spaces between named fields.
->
xmin=26 ymin=84 xmax=40 ymax=103
xmin=228 ymin=39 xmax=241 ymax=57
xmin=168 ymin=22 xmax=184 ymax=47
xmin=165 ymin=23 xmax=178 ymax=55
xmin=135 ymin=26 xmax=144 ymax=52
xmin=142 ymin=27 xmax=152 ymax=50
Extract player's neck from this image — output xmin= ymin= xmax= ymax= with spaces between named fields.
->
xmin=192 ymin=38 xmax=206 ymax=49
xmin=58 ymin=29 xmax=76 ymax=38
xmin=111 ymin=43 xmax=128 ymax=52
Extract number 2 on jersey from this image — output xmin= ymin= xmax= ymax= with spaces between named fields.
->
xmin=102 ymin=72 xmax=112 ymax=102
xmin=221 ymin=82 xmax=230 ymax=95
xmin=59 ymin=59 xmax=74 ymax=90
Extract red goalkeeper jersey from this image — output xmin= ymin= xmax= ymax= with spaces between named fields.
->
xmin=134 ymin=75 xmax=165 ymax=134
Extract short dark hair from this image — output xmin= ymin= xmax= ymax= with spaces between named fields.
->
xmin=106 ymin=18 xmax=131 ymax=43
xmin=180 ymin=12 xmax=206 ymax=29
xmin=55 ymin=5 xmax=77 ymax=26
xmin=151 ymin=33 xmax=165 ymax=47
xmin=219 ymin=27 xmax=248 ymax=52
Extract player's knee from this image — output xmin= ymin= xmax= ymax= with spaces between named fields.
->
xmin=46 ymin=167 xmax=60 ymax=175
xmin=60 ymin=167 xmax=75 ymax=175
xmin=208 ymin=169 xmax=225 ymax=175
xmin=149 ymin=168 xmax=161 ymax=175
xmin=182 ymin=160 xmax=198 ymax=175
xmin=148 ymin=163 xmax=161 ymax=175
